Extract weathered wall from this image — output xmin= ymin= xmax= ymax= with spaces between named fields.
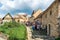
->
xmin=42 ymin=0 xmax=59 ymax=38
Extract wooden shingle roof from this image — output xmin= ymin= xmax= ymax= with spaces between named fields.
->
xmin=32 ymin=9 xmax=42 ymax=19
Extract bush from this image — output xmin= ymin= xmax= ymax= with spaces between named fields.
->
xmin=0 ymin=21 xmax=27 ymax=40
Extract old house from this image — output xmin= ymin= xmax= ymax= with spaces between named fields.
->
xmin=41 ymin=0 xmax=60 ymax=38
xmin=20 ymin=15 xmax=27 ymax=23
xmin=2 ymin=13 xmax=13 ymax=23
xmin=32 ymin=9 xmax=42 ymax=19
xmin=14 ymin=15 xmax=20 ymax=22
xmin=14 ymin=14 xmax=27 ymax=23
xmin=30 ymin=0 xmax=60 ymax=38
xmin=31 ymin=9 xmax=42 ymax=23
xmin=18 ymin=15 xmax=27 ymax=23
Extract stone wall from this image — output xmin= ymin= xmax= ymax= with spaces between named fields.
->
xmin=42 ymin=0 xmax=59 ymax=38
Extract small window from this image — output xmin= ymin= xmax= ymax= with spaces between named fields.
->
xmin=18 ymin=20 xmax=19 ymax=22
xmin=45 ymin=14 xmax=47 ymax=18
xmin=50 ymin=11 xmax=52 ymax=15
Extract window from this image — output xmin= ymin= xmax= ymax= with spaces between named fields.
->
xmin=45 ymin=14 xmax=47 ymax=18
xmin=18 ymin=20 xmax=19 ymax=22
xmin=39 ymin=15 xmax=42 ymax=18
xmin=50 ymin=10 xmax=52 ymax=15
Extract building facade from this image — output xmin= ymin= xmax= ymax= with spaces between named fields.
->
xmin=42 ymin=0 xmax=60 ymax=38
xmin=31 ymin=0 xmax=60 ymax=38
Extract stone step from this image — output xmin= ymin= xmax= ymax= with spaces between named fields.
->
xmin=32 ymin=38 xmax=55 ymax=40
xmin=35 ymin=38 xmax=44 ymax=40
xmin=32 ymin=35 xmax=55 ymax=40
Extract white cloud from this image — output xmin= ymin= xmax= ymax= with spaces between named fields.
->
xmin=27 ymin=15 xmax=31 ymax=17
xmin=0 ymin=0 xmax=54 ymax=10
xmin=0 ymin=0 xmax=15 ymax=10
xmin=0 ymin=0 xmax=55 ymax=18
xmin=18 ymin=13 xmax=27 ymax=15
xmin=0 ymin=13 xmax=5 ymax=18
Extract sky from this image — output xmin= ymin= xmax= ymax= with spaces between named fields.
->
xmin=0 ymin=0 xmax=54 ymax=18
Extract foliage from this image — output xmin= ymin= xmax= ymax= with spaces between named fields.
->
xmin=55 ymin=37 xmax=60 ymax=40
xmin=0 ymin=21 xmax=27 ymax=40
